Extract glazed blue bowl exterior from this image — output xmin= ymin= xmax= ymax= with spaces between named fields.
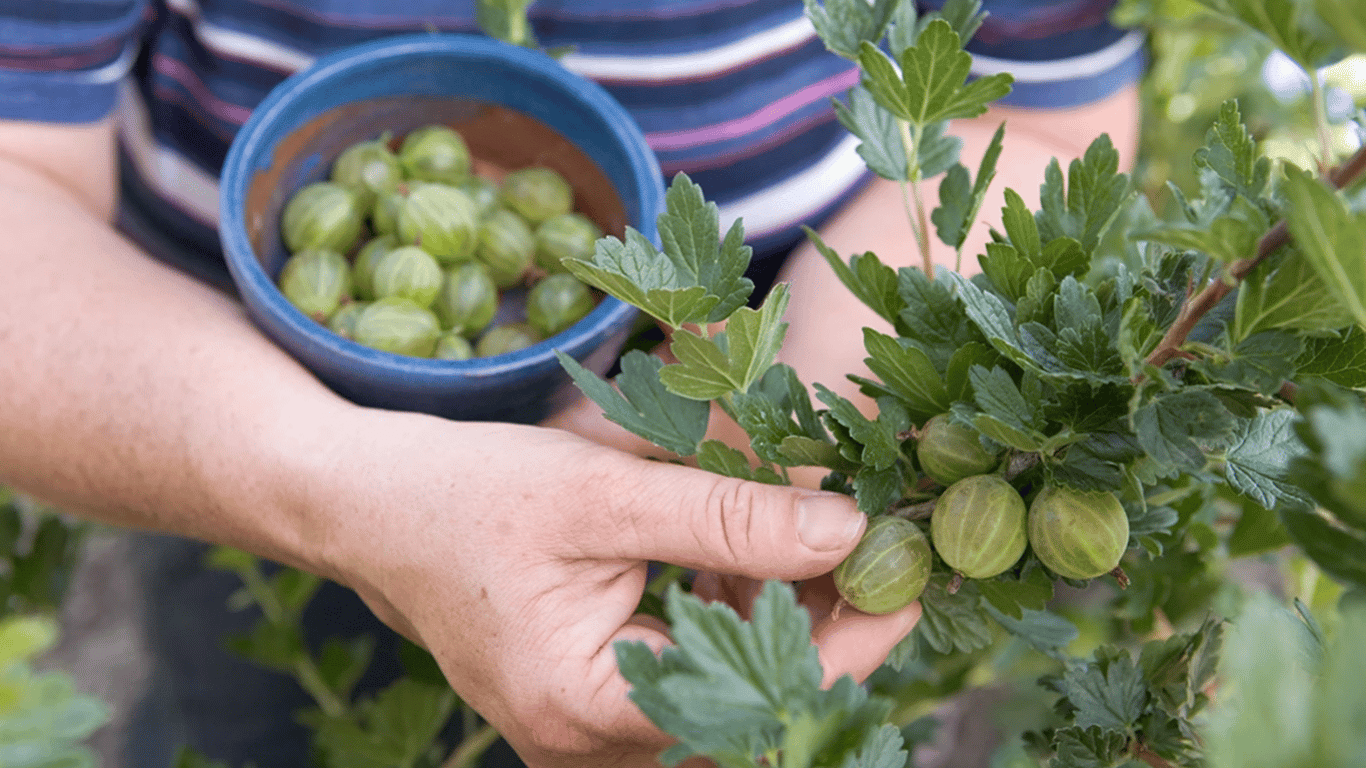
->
xmin=220 ymin=34 xmax=662 ymax=423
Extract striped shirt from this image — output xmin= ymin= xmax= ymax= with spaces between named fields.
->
xmin=1 ymin=0 xmax=1142 ymax=288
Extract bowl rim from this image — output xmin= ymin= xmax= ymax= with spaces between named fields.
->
xmin=218 ymin=32 xmax=662 ymax=380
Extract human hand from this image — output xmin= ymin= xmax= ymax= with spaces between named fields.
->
xmin=308 ymin=406 xmax=919 ymax=768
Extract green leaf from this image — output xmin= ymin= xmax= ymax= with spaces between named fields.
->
xmin=1050 ymin=725 xmax=1129 ymax=768
xmin=732 ymin=390 xmax=808 ymax=466
xmin=900 ymin=267 xmax=985 ymax=368
xmin=933 ymin=0 xmax=988 ymax=45
xmin=617 ymin=582 xmax=829 ymax=764
xmin=914 ymin=579 xmax=992 ymax=654
xmin=857 ymin=41 xmax=915 ymax=121
xmin=944 ymin=342 xmax=995 ymax=402
xmin=557 ymin=350 xmax=709 ymax=456
xmin=984 ymin=605 xmax=1078 ymax=653
xmin=778 ymin=436 xmax=857 ymax=472
xmin=1036 ymin=134 xmax=1130 ymax=255
xmin=0 ymin=618 xmax=57 ymax=669
xmin=1195 ymin=0 xmax=1337 ymax=67
xmin=834 ymin=87 xmax=910 ymax=181
xmin=476 ymin=0 xmax=537 ymax=48
xmin=1234 ymin=247 xmax=1353 ymax=341
xmin=1282 ymin=507 xmax=1366 ymax=590
xmin=1196 ymin=331 xmax=1304 ymax=395
xmin=1297 ymin=326 xmax=1366 ymax=388
xmin=945 ymin=273 xmax=1037 ymax=372
xmin=564 ymin=174 xmax=753 ymax=329
xmin=932 ymin=123 xmax=1005 ymax=251
xmin=1060 ymin=647 xmax=1148 ymax=732
xmin=804 ymin=0 xmax=901 ymax=60
xmin=815 ymin=385 xmax=909 ymax=472
xmin=226 ymin=622 xmax=304 ymax=673
xmin=363 ymin=678 xmax=457 ymax=766
xmin=272 ymin=568 xmax=321 ymax=617
xmin=862 ymin=329 xmax=950 ymax=421
xmin=807 ymin=228 xmax=905 ymax=328
xmin=839 ymin=724 xmax=911 ymax=768
xmin=1282 ymin=166 xmax=1366 ymax=332
xmin=976 ymin=569 xmax=1053 ymax=620
xmin=1317 ymin=0 xmax=1366 ymax=53
xmin=1138 ymin=192 xmax=1270 ymax=263
xmin=1290 ymin=391 xmax=1366 ymax=528
xmin=315 ymin=636 xmax=375 ymax=703
xmin=1132 ymin=390 xmax=1236 ymax=472
xmin=1227 ymin=500 xmax=1293 ymax=557
xmin=696 ymin=440 xmax=785 ymax=484
xmin=890 ymin=21 xmax=1013 ymax=127
xmin=660 ymin=286 xmax=791 ymax=401
xmin=1221 ymin=410 xmax=1313 ymax=509
xmin=969 ymin=366 xmax=1047 ymax=452
xmin=1139 ymin=615 xmax=1224 ymax=714
xmin=1194 ymin=100 xmax=1271 ymax=205
xmin=852 ymin=464 xmax=904 ymax=515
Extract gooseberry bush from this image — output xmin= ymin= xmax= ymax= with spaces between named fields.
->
xmin=201 ymin=0 xmax=1366 ymax=766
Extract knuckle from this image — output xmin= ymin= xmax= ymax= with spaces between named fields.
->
xmin=700 ymin=476 xmax=762 ymax=567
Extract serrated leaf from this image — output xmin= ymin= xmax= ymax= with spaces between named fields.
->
xmin=1282 ymin=166 xmax=1366 ymax=332
xmin=944 ymin=342 xmax=995 ymax=402
xmin=1194 ymin=100 xmax=1271 ymax=204
xmin=945 ymin=273 xmax=1037 ymax=372
xmin=933 ymin=0 xmax=988 ymax=45
xmin=558 ymin=350 xmax=709 ymax=456
xmin=980 ymin=242 xmax=1032 ymax=301
xmin=1196 ymin=331 xmax=1304 ymax=395
xmin=1001 ymin=188 xmax=1042 ymax=261
xmin=893 ymin=21 xmax=1013 ymax=127
xmin=862 ymin=329 xmax=950 ymax=420
xmin=1132 ymin=390 xmax=1236 ymax=472
xmin=857 ymin=41 xmax=916 ymax=121
xmin=807 ymin=228 xmax=906 ymax=327
xmin=852 ymin=464 xmax=904 ymax=515
xmin=226 ymin=622 xmax=303 ymax=673
xmin=696 ymin=440 xmax=783 ymax=484
xmin=618 ymin=582 xmax=825 ymax=763
xmin=1139 ymin=615 xmax=1224 ymax=714
xmin=976 ymin=569 xmax=1053 ymax=620
xmin=839 ymin=724 xmax=911 ymax=768
xmin=732 ymin=390 xmax=808 ymax=466
xmin=1221 ymin=410 xmax=1313 ymax=508
xmin=1061 ymin=648 xmax=1148 ymax=732
xmin=815 ymin=385 xmax=908 ymax=471
xmin=1036 ymin=135 xmax=1129 ymax=255
xmin=1235 ymin=247 xmax=1353 ymax=341
xmin=564 ymin=174 xmax=753 ymax=328
xmin=1297 ymin=326 xmax=1366 ymax=388
xmin=804 ymin=0 xmax=901 ymax=59
xmin=1227 ymin=500 xmax=1293 ymax=557
xmin=900 ymin=267 xmax=985 ymax=368
xmin=1051 ymin=725 xmax=1129 ymax=768
xmin=932 ymin=123 xmax=1004 ymax=250
xmin=985 ymin=605 xmax=1078 ymax=653
xmin=914 ymin=579 xmax=992 ymax=654
xmin=272 ymin=568 xmax=321 ymax=617
xmin=778 ymin=436 xmax=857 ymax=472
xmin=363 ymin=678 xmax=457 ymax=765
xmin=969 ymin=366 xmax=1046 ymax=451
xmin=724 ymin=284 xmax=792 ymax=394
xmin=835 ymin=87 xmax=910 ymax=181
xmin=1139 ymin=193 xmax=1271 ymax=263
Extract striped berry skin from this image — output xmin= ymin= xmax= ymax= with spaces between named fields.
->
xmin=833 ymin=516 xmax=932 ymax=615
xmin=917 ymin=414 xmax=1000 ymax=487
xmin=1027 ymin=486 xmax=1130 ymax=580
xmin=930 ymin=474 xmax=1027 ymax=580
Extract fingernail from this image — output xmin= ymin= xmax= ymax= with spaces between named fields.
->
xmin=797 ymin=494 xmax=865 ymax=552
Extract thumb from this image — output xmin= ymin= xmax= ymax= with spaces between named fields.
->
xmin=586 ymin=457 xmax=867 ymax=581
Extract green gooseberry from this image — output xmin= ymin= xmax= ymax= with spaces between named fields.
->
xmin=281 ymin=182 xmax=363 ymax=254
xmin=433 ymin=333 xmax=475 ymax=361
xmin=526 ymin=273 xmax=596 ymax=337
xmin=353 ymin=297 xmax=441 ymax=357
xmin=434 ymin=262 xmax=498 ymax=336
xmin=500 ymin=167 xmax=573 ymax=225
xmin=372 ymin=245 xmax=443 ymax=308
xmin=476 ymin=208 xmax=535 ymax=288
xmin=397 ymin=183 xmax=479 ymax=264
xmin=534 ymin=212 xmax=602 ymax=273
xmin=476 ymin=322 xmax=544 ymax=358
xmin=399 ymin=125 xmax=471 ymax=184
xmin=330 ymin=132 xmax=402 ymax=209
xmin=278 ymin=248 xmax=351 ymax=321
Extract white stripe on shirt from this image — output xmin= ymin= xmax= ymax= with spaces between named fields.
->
xmin=717 ymin=132 xmax=866 ymax=238
xmin=969 ymin=29 xmax=1145 ymax=83
xmin=117 ymin=80 xmax=222 ymax=226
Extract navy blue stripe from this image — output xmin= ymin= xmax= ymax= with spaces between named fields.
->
xmin=0 ymin=66 xmax=119 ymax=122
xmin=969 ymin=21 xmax=1128 ymax=61
xmin=995 ymin=45 xmax=1144 ymax=107
xmin=535 ymin=3 xmax=803 ymax=54
xmin=0 ymin=0 xmax=144 ymax=51
xmin=687 ymin=119 xmax=848 ymax=203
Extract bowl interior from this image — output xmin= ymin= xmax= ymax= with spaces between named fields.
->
xmin=245 ymin=96 xmax=631 ymax=284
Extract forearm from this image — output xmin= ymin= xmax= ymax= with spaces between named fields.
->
xmin=0 ymin=154 xmax=346 ymax=573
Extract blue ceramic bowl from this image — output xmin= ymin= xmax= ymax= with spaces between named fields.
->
xmin=220 ymin=34 xmax=662 ymax=423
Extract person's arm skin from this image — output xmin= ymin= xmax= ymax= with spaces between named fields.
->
xmin=0 ymin=117 xmax=919 ymax=767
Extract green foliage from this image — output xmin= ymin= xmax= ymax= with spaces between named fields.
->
xmin=0 ymin=615 xmax=107 ymax=768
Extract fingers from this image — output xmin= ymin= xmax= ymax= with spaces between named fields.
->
xmin=578 ymin=455 xmax=866 ymax=582
xmin=812 ymin=597 xmax=921 ymax=687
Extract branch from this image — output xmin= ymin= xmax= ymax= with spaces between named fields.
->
xmin=1143 ymin=145 xmax=1366 ymax=372
xmin=1132 ymin=742 xmax=1178 ymax=768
